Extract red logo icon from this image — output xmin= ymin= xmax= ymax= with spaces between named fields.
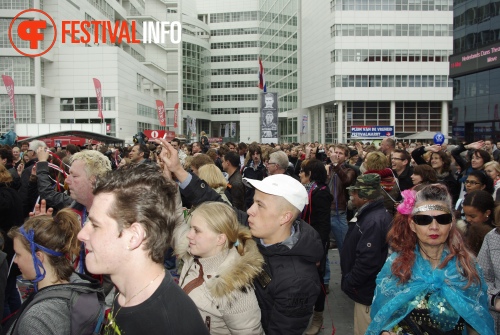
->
xmin=9 ymin=9 xmax=57 ymax=57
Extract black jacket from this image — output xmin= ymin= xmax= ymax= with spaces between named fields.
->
xmin=227 ymin=169 xmax=246 ymax=212
xmin=394 ymin=164 xmax=414 ymax=193
xmin=340 ymin=198 xmax=391 ymax=306
xmin=241 ymin=161 xmax=267 ymax=210
xmin=255 ymin=220 xmax=322 ymax=335
xmin=302 ymin=183 xmax=332 ymax=243
xmin=179 ymin=174 xmax=323 ymax=334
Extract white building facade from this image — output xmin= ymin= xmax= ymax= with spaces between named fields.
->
xmin=301 ymin=0 xmax=454 ymax=143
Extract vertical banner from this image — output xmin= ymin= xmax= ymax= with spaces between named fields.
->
xmin=191 ymin=117 xmax=197 ymax=137
xmin=186 ymin=115 xmax=191 ymax=136
xmin=231 ymin=122 xmax=236 ymax=138
xmin=155 ymin=100 xmax=166 ymax=126
xmin=106 ymin=124 xmax=111 ymax=133
xmin=2 ymin=75 xmax=16 ymax=120
xmin=92 ymin=78 xmax=103 ymax=120
xmin=260 ymin=92 xmax=278 ymax=143
xmin=301 ymin=115 xmax=308 ymax=134
xmin=174 ymin=103 xmax=179 ymax=128
xmin=224 ymin=124 xmax=229 ymax=138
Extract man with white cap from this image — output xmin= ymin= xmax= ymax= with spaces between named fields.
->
xmin=155 ymin=139 xmax=324 ymax=335
xmin=243 ymin=175 xmax=324 ymax=334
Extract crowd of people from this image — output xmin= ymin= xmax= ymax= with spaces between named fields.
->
xmin=0 ymin=135 xmax=499 ymax=334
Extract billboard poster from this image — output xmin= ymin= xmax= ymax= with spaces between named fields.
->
xmin=351 ymin=125 xmax=394 ymax=138
xmin=260 ymin=92 xmax=278 ymax=143
xmin=301 ymin=115 xmax=308 ymax=134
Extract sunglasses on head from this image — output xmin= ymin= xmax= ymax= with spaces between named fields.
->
xmin=411 ymin=213 xmax=453 ymax=226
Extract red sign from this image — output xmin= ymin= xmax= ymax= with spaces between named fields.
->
xmin=155 ymin=100 xmax=166 ymax=126
xmin=1 ymin=75 xmax=16 ymax=120
xmin=208 ymin=137 xmax=223 ymax=143
xmin=106 ymin=124 xmax=111 ymax=133
xmin=9 ymin=9 xmax=57 ymax=57
xmin=174 ymin=103 xmax=179 ymax=128
xmin=93 ymin=78 xmax=103 ymax=120
xmin=143 ymin=130 xmax=175 ymax=141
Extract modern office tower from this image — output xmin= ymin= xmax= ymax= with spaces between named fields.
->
xmin=302 ymin=0 xmax=454 ymax=143
xmin=451 ymin=0 xmax=500 ymax=142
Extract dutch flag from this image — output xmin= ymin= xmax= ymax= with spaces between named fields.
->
xmin=258 ymin=57 xmax=267 ymax=93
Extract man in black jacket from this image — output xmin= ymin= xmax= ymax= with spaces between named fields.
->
xmin=222 ymin=151 xmax=246 ymax=211
xmin=342 ymin=174 xmax=392 ymax=335
xmin=156 ymin=139 xmax=323 ymax=335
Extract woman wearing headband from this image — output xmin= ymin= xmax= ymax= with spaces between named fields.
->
xmin=5 ymin=209 xmax=103 ymax=335
xmin=175 ymin=202 xmax=264 ymax=334
xmin=366 ymin=184 xmax=495 ymax=335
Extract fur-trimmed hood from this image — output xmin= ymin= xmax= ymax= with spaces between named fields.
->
xmin=174 ymin=224 xmax=264 ymax=299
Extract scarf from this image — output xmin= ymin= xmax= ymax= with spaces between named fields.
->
xmin=366 ymin=247 xmax=494 ymax=335
xmin=364 ymin=168 xmax=396 ymax=192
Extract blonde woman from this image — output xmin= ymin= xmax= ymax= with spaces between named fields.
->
xmin=175 ymin=202 xmax=264 ymax=335
xmin=197 ymin=164 xmax=232 ymax=206
xmin=484 ymin=161 xmax=500 ymax=199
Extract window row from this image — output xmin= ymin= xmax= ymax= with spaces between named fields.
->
xmin=331 ymin=49 xmax=452 ymax=62
xmin=210 ymin=11 xmax=259 ymax=23
xmin=211 ymin=68 xmax=258 ymax=76
xmin=0 ymin=94 xmax=34 ymax=133
xmin=0 ymin=19 xmax=29 ymax=49
xmin=331 ymin=0 xmax=452 ymax=11
xmin=210 ymin=108 xmax=258 ymax=114
xmin=331 ymin=75 xmax=452 ymax=87
xmin=0 ymin=57 xmax=34 ymax=86
xmin=60 ymin=97 xmax=116 ymax=111
xmin=0 ymin=0 xmax=32 ymax=9
xmin=211 ymin=28 xmax=260 ymax=36
xmin=454 ymin=1 xmax=500 ymax=29
xmin=87 ymin=0 xmax=115 ymax=21
xmin=211 ymin=81 xmax=258 ymax=89
xmin=454 ymin=29 xmax=500 ymax=54
xmin=331 ymin=24 xmax=453 ymax=37
xmin=211 ymin=41 xmax=259 ymax=49
xmin=265 ymin=55 xmax=298 ymax=64
xmin=137 ymin=103 xmax=157 ymax=119
xmin=211 ymin=54 xmax=258 ymax=62
xmin=210 ymin=94 xmax=258 ymax=101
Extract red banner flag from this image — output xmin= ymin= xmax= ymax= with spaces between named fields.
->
xmin=2 ymin=75 xmax=16 ymax=120
xmin=174 ymin=103 xmax=179 ymax=128
xmin=156 ymin=100 xmax=166 ymax=127
xmin=92 ymin=78 xmax=103 ymax=120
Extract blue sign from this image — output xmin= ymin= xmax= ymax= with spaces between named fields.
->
xmin=351 ymin=126 xmax=394 ymax=138
xmin=433 ymin=132 xmax=445 ymax=145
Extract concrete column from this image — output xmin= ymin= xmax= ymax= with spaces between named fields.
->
xmin=35 ymin=57 xmax=42 ymax=123
xmin=441 ymin=101 xmax=448 ymax=135
xmin=320 ymin=105 xmax=326 ymax=143
xmin=390 ymin=101 xmax=396 ymax=130
xmin=337 ymin=101 xmax=343 ymax=143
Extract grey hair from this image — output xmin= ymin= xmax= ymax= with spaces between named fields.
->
xmin=28 ymin=140 xmax=47 ymax=151
xmin=270 ymin=151 xmax=289 ymax=170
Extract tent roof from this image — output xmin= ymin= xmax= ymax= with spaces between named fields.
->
xmin=22 ymin=130 xmax=125 ymax=145
xmin=401 ymin=131 xmax=450 ymax=140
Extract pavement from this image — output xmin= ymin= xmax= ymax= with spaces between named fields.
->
xmin=318 ymin=249 xmax=354 ymax=335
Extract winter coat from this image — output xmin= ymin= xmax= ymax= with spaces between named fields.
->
xmin=177 ymin=174 xmax=323 ymax=334
xmin=242 ymin=161 xmax=267 ymax=210
xmin=227 ymin=170 xmax=246 ymax=212
xmin=175 ymin=225 xmax=264 ymax=335
xmin=340 ymin=198 xmax=392 ymax=306
xmin=255 ymin=220 xmax=323 ymax=335
xmin=301 ymin=183 xmax=332 ymax=243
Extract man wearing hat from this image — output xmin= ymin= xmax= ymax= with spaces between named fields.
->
xmin=341 ymin=173 xmax=392 ymax=335
xmin=156 ymin=139 xmax=323 ymax=335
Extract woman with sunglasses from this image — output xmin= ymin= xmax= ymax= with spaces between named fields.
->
xmin=460 ymin=190 xmax=496 ymax=256
xmin=366 ymin=184 xmax=495 ymax=335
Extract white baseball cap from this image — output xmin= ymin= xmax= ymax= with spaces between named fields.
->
xmin=243 ymin=174 xmax=308 ymax=211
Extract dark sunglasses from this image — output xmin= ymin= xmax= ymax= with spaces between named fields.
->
xmin=412 ymin=214 xmax=453 ymax=226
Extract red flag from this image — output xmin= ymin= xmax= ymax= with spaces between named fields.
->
xmin=92 ymin=78 xmax=103 ymax=120
xmin=174 ymin=103 xmax=179 ymax=128
xmin=2 ymin=75 xmax=16 ymax=120
xmin=156 ymin=100 xmax=166 ymax=127
xmin=258 ymin=57 xmax=267 ymax=93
